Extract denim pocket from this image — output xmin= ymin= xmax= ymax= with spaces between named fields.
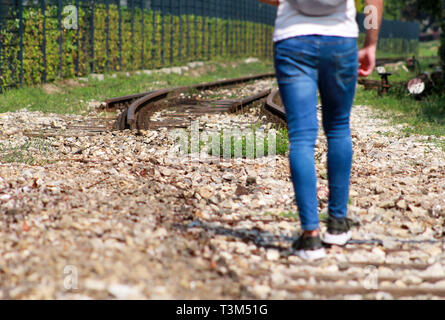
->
xmin=333 ymin=44 xmax=358 ymax=87
xmin=274 ymin=39 xmax=317 ymax=84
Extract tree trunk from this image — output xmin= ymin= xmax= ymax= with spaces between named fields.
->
xmin=407 ymin=73 xmax=433 ymax=99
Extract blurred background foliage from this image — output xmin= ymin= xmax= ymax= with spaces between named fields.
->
xmin=0 ymin=3 xmax=274 ymax=90
xmin=1 ymin=1 xmax=443 ymax=90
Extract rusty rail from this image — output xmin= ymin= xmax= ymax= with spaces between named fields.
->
xmin=110 ymin=72 xmax=279 ymax=131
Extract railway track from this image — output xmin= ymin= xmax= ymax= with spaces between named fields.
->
xmin=106 ymin=73 xmax=288 ymax=132
xmin=105 ymin=56 xmax=422 ymax=132
xmin=100 ymin=72 xmax=445 ymax=299
xmin=2 ymin=67 xmax=443 ymax=299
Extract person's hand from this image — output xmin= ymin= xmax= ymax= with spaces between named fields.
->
xmin=358 ymin=45 xmax=376 ymax=77
xmin=257 ymin=0 xmax=280 ymax=6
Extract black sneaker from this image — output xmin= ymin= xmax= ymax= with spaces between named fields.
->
xmin=322 ymin=216 xmax=353 ymax=246
xmin=292 ymin=234 xmax=326 ymax=260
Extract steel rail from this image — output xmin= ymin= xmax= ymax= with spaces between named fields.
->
xmin=265 ymin=89 xmax=285 ymax=119
xmin=105 ymin=89 xmax=160 ymax=110
xmin=106 ymin=72 xmax=275 ymax=111
xmin=110 ymin=72 xmax=277 ymax=131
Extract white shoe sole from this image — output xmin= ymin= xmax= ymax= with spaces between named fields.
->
xmin=322 ymin=231 xmax=352 ymax=246
xmin=294 ymin=248 xmax=326 ymax=260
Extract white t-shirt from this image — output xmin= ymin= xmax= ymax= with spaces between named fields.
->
xmin=273 ymin=0 xmax=359 ymax=42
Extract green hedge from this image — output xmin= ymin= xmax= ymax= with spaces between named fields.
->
xmin=0 ymin=5 xmax=274 ymax=89
xmin=0 ymin=4 xmax=419 ymax=90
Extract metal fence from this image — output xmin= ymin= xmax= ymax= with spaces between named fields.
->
xmin=0 ymin=0 xmax=419 ymax=91
xmin=0 ymin=0 xmax=277 ymax=90
xmin=356 ymin=13 xmax=419 ymax=58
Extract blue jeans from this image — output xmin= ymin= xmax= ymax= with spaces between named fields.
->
xmin=273 ymin=35 xmax=358 ymax=231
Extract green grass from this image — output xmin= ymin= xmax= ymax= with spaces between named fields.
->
xmin=177 ymin=121 xmax=289 ymax=158
xmin=356 ymin=42 xmax=445 ymax=151
xmin=319 ymin=212 xmax=329 ymax=221
xmin=419 ymin=40 xmax=441 ymax=58
xmin=0 ymin=58 xmax=274 ymax=115
xmin=367 ymin=56 xmax=439 ymax=83
xmin=354 ymin=87 xmax=445 ymax=150
xmin=375 ymin=51 xmax=415 ymax=59
xmin=0 ymin=138 xmax=53 ymax=164
xmin=203 ymin=125 xmax=289 ymax=158
xmin=279 ymin=211 xmax=299 ymax=220
xmin=366 ymin=41 xmax=440 ymax=84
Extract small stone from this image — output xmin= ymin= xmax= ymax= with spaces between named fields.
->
xmin=401 ymin=275 xmax=422 ymax=285
xmin=222 ymin=172 xmax=236 ymax=181
xmin=300 ymin=291 xmax=314 ymax=299
xmin=378 ymin=267 xmax=394 ymax=276
xmin=199 ymin=186 xmax=214 ymax=199
xmin=159 ymin=68 xmax=172 ymax=75
xmin=348 ymin=252 xmax=368 ymax=263
xmin=108 ymin=284 xmax=143 ymax=299
xmin=9 ymin=286 xmax=27 ymax=299
xmin=288 ymin=256 xmax=302 ymax=263
xmin=372 ymin=247 xmax=386 ymax=258
xmin=187 ymin=61 xmax=203 ymax=68
xmin=382 ymin=239 xmax=399 ymax=250
xmin=408 ymin=204 xmax=428 ymax=216
xmin=0 ymin=194 xmax=11 ymax=200
xmin=149 ymin=286 xmax=172 ymax=299
xmin=244 ymin=57 xmax=259 ymax=64
xmin=406 ymin=223 xmax=425 ymax=235
xmin=379 ymin=200 xmax=395 ymax=209
xmin=153 ymin=227 xmax=168 ymax=239
xmin=235 ymin=242 xmax=248 ymax=254
xmin=161 ymin=168 xmax=172 ymax=176
xmin=425 ymin=246 xmax=442 ymax=257
xmin=246 ymin=176 xmax=257 ymax=186
xmin=344 ymin=294 xmax=363 ymax=300
xmin=396 ymin=199 xmax=407 ymax=210
xmin=266 ymin=249 xmax=280 ymax=261
xmin=374 ymin=185 xmax=385 ymax=194
xmin=434 ymin=280 xmax=445 ymax=288
xmin=84 ymin=279 xmax=107 ymax=291
xmin=324 ymin=264 xmax=339 ymax=273
xmin=271 ymin=272 xmax=286 ymax=286
xmin=235 ymin=184 xmax=249 ymax=196
xmin=375 ymin=292 xmax=393 ymax=300
xmin=250 ymin=200 xmax=262 ymax=209
xmin=220 ymin=200 xmax=233 ymax=210
xmin=379 ymin=281 xmax=392 ymax=288
xmin=170 ymin=67 xmax=182 ymax=75
xmin=251 ymin=285 xmax=271 ymax=299
xmin=350 ymin=190 xmax=359 ymax=197
xmin=60 ymin=215 xmax=73 ymax=229
xmin=90 ymin=73 xmax=104 ymax=81
xmin=422 ymin=263 xmax=445 ymax=277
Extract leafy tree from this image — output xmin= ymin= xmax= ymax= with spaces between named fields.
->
xmin=354 ymin=0 xmax=365 ymax=13
xmin=356 ymin=0 xmax=444 ymax=80
xmin=440 ymin=1 xmax=445 ymax=80
xmin=414 ymin=0 xmax=444 ymax=80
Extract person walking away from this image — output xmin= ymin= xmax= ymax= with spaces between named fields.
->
xmin=258 ymin=0 xmax=383 ymax=259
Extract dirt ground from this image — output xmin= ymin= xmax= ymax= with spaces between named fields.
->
xmin=0 ymin=83 xmax=444 ymax=299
